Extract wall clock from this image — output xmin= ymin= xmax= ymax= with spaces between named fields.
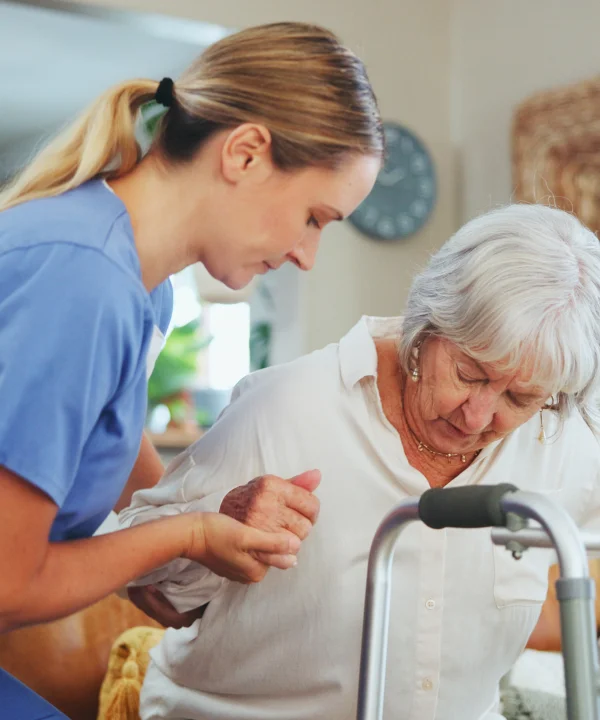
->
xmin=349 ymin=122 xmax=437 ymax=240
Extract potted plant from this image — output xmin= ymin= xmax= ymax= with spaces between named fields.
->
xmin=147 ymin=319 xmax=213 ymax=431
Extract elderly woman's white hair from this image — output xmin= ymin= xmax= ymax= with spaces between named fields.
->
xmin=400 ymin=204 xmax=600 ymax=433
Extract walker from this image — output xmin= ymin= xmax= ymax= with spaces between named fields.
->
xmin=356 ymin=484 xmax=600 ymax=720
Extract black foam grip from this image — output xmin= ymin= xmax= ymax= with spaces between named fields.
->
xmin=418 ymin=483 xmax=519 ymax=529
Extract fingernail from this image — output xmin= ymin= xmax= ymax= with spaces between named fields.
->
xmin=289 ymin=537 xmax=301 ymax=552
xmin=289 ymin=556 xmax=298 ymax=568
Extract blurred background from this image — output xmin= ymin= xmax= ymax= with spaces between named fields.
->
xmin=2 ymin=0 xmax=599 ymax=455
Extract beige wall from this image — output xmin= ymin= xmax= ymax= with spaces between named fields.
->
xmin=453 ymin=0 xmax=600 ymax=223
xmin=71 ymin=0 xmax=456 ymax=352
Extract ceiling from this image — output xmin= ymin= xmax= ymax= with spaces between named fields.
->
xmin=0 ymin=0 xmax=229 ymax=178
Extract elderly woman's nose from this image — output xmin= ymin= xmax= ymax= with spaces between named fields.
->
xmin=462 ymin=392 xmax=496 ymax=432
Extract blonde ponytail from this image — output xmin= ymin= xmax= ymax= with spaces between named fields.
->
xmin=0 ymin=79 xmax=158 ymax=211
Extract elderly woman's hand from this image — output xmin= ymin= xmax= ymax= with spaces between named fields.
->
xmin=220 ymin=470 xmax=321 ymax=564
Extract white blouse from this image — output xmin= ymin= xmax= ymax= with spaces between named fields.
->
xmin=120 ymin=316 xmax=600 ymax=720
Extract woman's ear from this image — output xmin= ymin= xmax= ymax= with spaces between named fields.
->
xmin=220 ymin=123 xmax=274 ymax=184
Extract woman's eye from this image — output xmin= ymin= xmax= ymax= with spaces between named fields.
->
xmin=307 ymin=215 xmax=320 ymax=229
xmin=457 ymin=368 xmax=479 ymax=384
xmin=506 ymin=392 xmax=530 ymax=409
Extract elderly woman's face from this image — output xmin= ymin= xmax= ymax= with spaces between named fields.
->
xmin=413 ymin=337 xmax=553 ymax=453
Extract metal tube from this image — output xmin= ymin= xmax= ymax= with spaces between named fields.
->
xmin=557 ymin=581 xmax=599 ymax=720
xmin=356 ymin=498 xmax=421 ymax=720
xmin=492 ymin=528 xmax=600 ymax=554
xmin=500 ymin=491 xmax=599 ymax=720
xmin=501 ymin=491 xmax=589 ymax=578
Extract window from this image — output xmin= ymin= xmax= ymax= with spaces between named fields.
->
xmin=169 ymin=267 xmax=250 ymax=391
xmin=198 ymin=302 xmax=250 ymax=390
xmin=147 ymin=268 xmax=251 ymax=433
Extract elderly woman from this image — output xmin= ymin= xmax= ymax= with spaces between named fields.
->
xmin=120 ymin=203 xmax=600 ymax=720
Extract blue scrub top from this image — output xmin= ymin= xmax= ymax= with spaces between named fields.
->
xmin=0 ymin=180 xmax=173 ymax=717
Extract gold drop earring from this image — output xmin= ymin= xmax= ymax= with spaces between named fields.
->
xmin=538 ymin=409 xmax=546 ymax=444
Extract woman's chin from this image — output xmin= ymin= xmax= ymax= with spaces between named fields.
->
xmin=430 ymin=420 xmax=480 ymax=452
xmin=228 ymin=264 xmax=271 ymax=289
xmin=219 ymin=270 xmax=255 ymax=291
xmin=223 ymin=276 xmax=250 ymax=291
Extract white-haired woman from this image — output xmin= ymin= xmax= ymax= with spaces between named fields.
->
xmin=119 ymin=203 xmax=600 ymax=720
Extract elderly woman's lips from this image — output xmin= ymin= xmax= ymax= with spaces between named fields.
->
xmin=444 ymin=420 xmax=470 ymax=438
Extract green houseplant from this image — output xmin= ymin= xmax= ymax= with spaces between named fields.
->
xmin=147 ymin=319 xmax=213 ymax=428
xmin=249 ymin=280 xmax=275 ymax=371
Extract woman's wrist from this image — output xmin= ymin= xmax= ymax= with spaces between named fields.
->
xmin=168 ymin=511 xmax=207 ymax=562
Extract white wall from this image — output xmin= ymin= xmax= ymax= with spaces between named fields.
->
xmin=69 ymin=0 xmax=457 ymax=352
xmin=453 ymin=0 xmax=600 ymax=223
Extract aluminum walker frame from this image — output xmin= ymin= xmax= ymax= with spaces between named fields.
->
xmin=357 ymin=484 xmax=600 ymax=720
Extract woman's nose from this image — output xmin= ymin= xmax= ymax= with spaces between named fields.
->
xmin=288 ymin=232 xmax=320 ymax=271
xmin=461 ymin=390 xmax=497 ymax=433
xmin=288 ymin=244 xmax=316 ymax=271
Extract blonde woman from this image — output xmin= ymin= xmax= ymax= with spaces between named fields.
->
xmin=0 ymin=22 xmax=383 ymax=720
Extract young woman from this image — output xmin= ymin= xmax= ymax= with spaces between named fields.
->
xmin=0 ymin=22 xmax=383 ymax=719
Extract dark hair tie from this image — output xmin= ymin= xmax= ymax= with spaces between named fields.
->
xmin=155 ymin=77 xmax=175 ymax=108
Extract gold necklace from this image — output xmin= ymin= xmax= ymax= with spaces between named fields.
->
xmin=414 ymin=436 xmax=480 ymax=464
xmin=405 ymin=417 xmax=481 ymax=464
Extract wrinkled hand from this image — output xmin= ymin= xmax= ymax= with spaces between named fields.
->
xmin=127 ymin=585 xmax=207 ymax=629
xmin=220 ymin=470 xmax=321 ymax=565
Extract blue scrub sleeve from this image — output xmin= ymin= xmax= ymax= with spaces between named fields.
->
xmin=0 ymin=669 xmax=69 ymax=720
xmin=0 ymin=243 xmax=146 ymax=506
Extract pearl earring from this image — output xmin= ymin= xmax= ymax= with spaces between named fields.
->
xmin=410 ymin=341 xmax=422 ymax=382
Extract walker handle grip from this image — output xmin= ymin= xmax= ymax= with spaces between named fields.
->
xmin=418 ymin=484 xmax=519 ymax=529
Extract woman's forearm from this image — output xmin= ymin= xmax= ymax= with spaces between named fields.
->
xmin=0 ymin=513 xmax=193 ymax=632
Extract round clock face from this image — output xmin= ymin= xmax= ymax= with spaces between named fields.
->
xmin=349 ymin=122 xmax=436 ymax=240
